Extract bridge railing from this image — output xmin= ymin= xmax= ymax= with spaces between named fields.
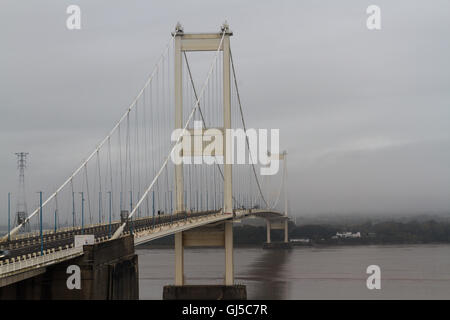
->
xmin=0 ymin=245 xmax=83 ymax=278
xmin=0 ymin=208 xmax=286 ymax=278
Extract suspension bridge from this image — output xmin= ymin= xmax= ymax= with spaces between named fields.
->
xmin=0 ymin=23 xmax=290 ymax=299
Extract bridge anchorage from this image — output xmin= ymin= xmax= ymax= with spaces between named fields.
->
xmin=0 ymin=22 xmax=289 ymax=300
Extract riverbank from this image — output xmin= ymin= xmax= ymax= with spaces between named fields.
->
xmin=135 ymin=219 xmax=450 ymax=248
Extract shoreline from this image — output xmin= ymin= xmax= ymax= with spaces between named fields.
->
xmin=136 ymin=241 xmax=450 ymax=250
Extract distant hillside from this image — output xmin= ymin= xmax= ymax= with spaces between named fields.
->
xmin=139 ymin=219 xmax=450 ymax=247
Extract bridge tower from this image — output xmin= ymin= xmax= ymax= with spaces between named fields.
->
xmin=171 ymin=22 xmax=238 ymax=292
xmin=283 ymin=150 xmax=288 ymax=243
xmin=264 ymin=150 xmax=290 ymax=248
xmin=14 ymin=152 xmax=30 ymax=233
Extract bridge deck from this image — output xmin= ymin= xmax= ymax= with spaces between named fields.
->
xmin=0 ymin=209 xmax=284 ymax=284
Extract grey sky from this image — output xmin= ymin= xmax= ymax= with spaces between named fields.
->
xmin=1 ymin=0 xmax=449 ymax=224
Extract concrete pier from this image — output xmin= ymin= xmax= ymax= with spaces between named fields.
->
xmin=163 ymin=284 xmax=247 ymax=300
xmin=264 ymin=218 xmax=290 ymax=249
xmin=167 ymin=222 xmax=246 ymax=300
xmin=263 ymin=241 xmax=293 ymax=249
xmin=0 ymin=235 xmax=138 ymax=300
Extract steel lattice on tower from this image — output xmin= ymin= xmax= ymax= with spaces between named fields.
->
xmin=15 ymin=152 xmax=30 ymax=232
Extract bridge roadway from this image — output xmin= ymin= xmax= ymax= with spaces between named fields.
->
xmin=0 ymin=210 xmax=219 ymax=262
xmin=0 ymin=208 xmax=285 ymax=285
xmin=0 ymin=208 xmax=284 ymax=262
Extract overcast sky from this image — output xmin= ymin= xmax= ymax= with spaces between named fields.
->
xmin=1 ymin=0 xmax=449 ymax=224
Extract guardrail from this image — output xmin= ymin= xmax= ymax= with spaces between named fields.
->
xmin=0 ymin=209 xmax=284 ymax=278
xmin=0 ymin=245 xmax=83 ymax=278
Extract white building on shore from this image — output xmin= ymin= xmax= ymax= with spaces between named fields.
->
xmin=332 ymin=232 xmax=361 ymax=239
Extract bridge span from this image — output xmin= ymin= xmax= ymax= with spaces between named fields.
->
xmin=1 ymin=23 xmax=290 ymax=299
xmin=0 ymin=208 xmax=288 ymax=298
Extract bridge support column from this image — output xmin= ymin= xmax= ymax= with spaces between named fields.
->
xmin=223 ymin=27 xmax=233 ymax=215
xmin=263 ymin=218 xmax=292 ymax=249
xmin=164 ymin=221 xmax=245 ymax=299
xmin=175 ymin=232 xmax=184 ymax=285
xmin=174 ymin=23 xmax=184 ymax=214
xmin=224 ymin=221 xmax=234 ymax=285
xmin=163 ymin=23 xmax=244 ymax=300
xmin=284 ymin=219 xmax=288 ymax=243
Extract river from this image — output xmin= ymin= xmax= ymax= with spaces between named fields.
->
xmin=137 ymin=244 xmax=450 ymax=299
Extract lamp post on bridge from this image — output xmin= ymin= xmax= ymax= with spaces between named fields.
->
xmin=8 ymin=192 xmax=11 ymax=241
xmin=129 ymin=191 xmax=133 ymax=235
xmin=37 ymin=191 xmax=43 ymax=256
xmin=107 ymin=191 xmax=112 ymax=238
xmin=72 ymin=191 xmax=75 ymax=228
xmin=79 ymin=192 xmax=84 ymax=234
xmin=54 ymin=209 xmax=57 ymax=233
xmin=152 ymin=190 xmax=155 ymax=229
xmin=99 ymin=191 xmax=102 ymax=224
